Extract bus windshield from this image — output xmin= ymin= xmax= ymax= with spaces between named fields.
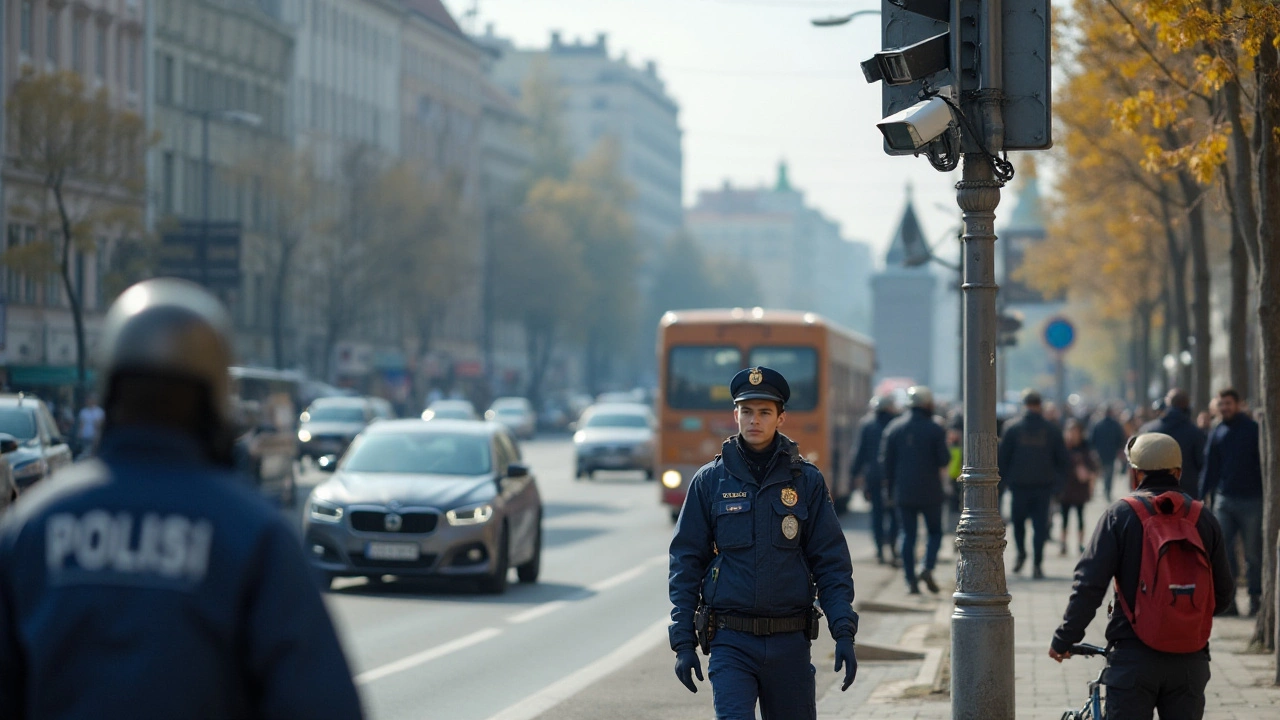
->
xmin=747 ymin=347 xmax=818 ymax=411
xmin=666 ymin=346 xmax=742 ymax=409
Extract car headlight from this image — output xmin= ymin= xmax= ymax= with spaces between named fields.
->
xmin=12 ymin=459 xmax=46 ymax=482
xmin=422 ymin=410 xmax=436 ymax=420
xmin=662 ymin=470 xmax=682 ymax=489
xmin=298 ymin=429 xmax=312 ymax=442
xmin=309 ymin=499 xmax=344 ymax=523
xmin=573 ymin=431 xmax=586 ymax=443
xmin=446 ymin=503 xmax=494 ymax=526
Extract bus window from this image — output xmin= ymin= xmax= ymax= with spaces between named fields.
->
xmin=748 ymin=347 xmax=818 ymax=411
xmin=667 ymin=346 xmax=742 ymax=409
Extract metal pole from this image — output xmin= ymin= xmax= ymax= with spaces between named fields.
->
xmin=201 ymin=111 xmax=211 ymax=288
xmin=952 ymin=0 xmax=1013 ymax=716
xmin=1055 ymin=350 xmax=1067 ymax=412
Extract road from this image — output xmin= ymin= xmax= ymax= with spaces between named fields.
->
xmin=293 ymin=436 xmax=682 ymax=720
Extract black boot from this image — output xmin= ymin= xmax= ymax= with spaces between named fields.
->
xmin=1248 ymin=595 xmax=1261 ymax=618
xmin=1013 ymin=553 xmax=1027 ymax=574
xmin=1221 ymin=600 xmax=1240 ymax=617
xmin=907 ymin=578 xmax=921 ymax=595
xmin=920 ymin=568 xmax=940 ymax=594
xmin=1033 ymin=565 xmax=1045 ymax=580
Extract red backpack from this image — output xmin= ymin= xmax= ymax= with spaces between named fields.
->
xmin=1115 ymin=492 xmax=1215 ymax=654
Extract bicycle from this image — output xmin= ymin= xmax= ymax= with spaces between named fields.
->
xmin=1060 ymin=643 xmax=1109 ymax=720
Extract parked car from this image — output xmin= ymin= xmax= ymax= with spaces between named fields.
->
xmin=297 ymin=396 xmax=378 ymax=463
xmin=0 ymin=394 xmax=73 ymax=493
xmin=0 ymin=433 xmax=21 ymax=509
xmin=485 ymin=397 xmax=536 ymax=439
xmin=572 ymin=403 xmax=656 ymax=480
xmin=303 ymin=419 xmax=542 ymax=593
xmin=422 ymin=399 xmax=479 ymax=421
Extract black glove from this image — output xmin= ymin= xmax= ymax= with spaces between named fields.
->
xmin=674 ymin=647 xmax=703 ymax=693
xmin=834 ymin=638 xmax=857 ymax=691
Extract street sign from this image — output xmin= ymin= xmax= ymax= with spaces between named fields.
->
xmin=1043 ymin=316 xmax=1075 ymax=351
xmin=158 ymin=220 xmax=242 ymax=291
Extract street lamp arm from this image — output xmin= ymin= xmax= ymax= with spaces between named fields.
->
xmin=811 ymin=9 xmax=881 ymax=27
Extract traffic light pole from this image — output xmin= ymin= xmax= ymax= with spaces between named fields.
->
xmin=952 ymin=1 xmax=1014 ymax=717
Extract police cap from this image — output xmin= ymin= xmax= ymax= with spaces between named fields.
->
xmin=731 ymin=366 xmax=790 ymax=405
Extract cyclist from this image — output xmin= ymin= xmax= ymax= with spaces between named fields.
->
xmin=1047 ymin=433 xmax=1234 ymax=719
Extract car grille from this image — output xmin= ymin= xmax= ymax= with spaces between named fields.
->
xmin=350 ymin=511 xmax=439 ymax=534
xmin=349 ymin=553 xmax=439 ymax=569
xmin=593 ymin=445 xmax=633 ymax=456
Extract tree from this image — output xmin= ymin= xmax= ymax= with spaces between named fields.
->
xmin=237 ymin=149 xmax=319 ymax=369
xmin=4 ymin=70 xmax=151 ymax=407
xmin=648 ymin=232 xmax=765 ymax=317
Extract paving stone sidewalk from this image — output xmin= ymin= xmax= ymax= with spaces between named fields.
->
xmin=822 ymin=493 xmax=1280 ymax=719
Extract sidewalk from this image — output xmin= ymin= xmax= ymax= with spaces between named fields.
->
xmin=832 ymin=492 xmax=1280 ymax=719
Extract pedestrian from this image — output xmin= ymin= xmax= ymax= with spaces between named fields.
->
xmin=1088 ymin=404 xmax=1126 ymax=501
xmin=1139 ymin=388 xmax=1206 ymax=498
xmin=75 ymin=393 xmax=105 ymax=459
xmin=945 ymin=411 xmax=964 ymax=526
xmin=1200 ymin=388 xmax=1264 ymax=617
xmin=0 ymin=279 xmax=363 ymax=719
xmin=1059 ymin=418 xmax=1097 ymax=556
xmin=999 ymin=390 xmax=1070 ymax=579
xmin=880 ymin=385 xmax=950 ymax=595
xmin=669 ymin=366 xmax=858 ymax=718
xmin=1049 ymin=433 xmax=1234 ymax=720
xmin=850 ymin=394 xmax=899 ymax=566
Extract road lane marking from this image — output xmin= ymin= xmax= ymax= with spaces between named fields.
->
xmin=482 ymin=617 xmax=669 ymax=720
xmin=505 ymin=554 xmax=667 ymax=625
xmin=355 ymin=627 xmax=503 ymax=685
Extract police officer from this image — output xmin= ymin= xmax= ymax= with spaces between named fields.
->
xmin=1049 ymin=433 xmax=1233 ymax=719
xmin=669 ymin=366 xmax=858 ymax=719
xmin=879 ymin=386 xmax=950 ymax=594
xmin=0 ymin=279 xmax=363 ymax=719
xmin=851 ymin=395 xmax=900 ymax=565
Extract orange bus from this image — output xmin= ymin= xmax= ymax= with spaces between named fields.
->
xmin=655 ymin=308 xmax=875 ymax=521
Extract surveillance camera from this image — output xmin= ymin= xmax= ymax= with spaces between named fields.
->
xmin=876 ymin=97 xmax=956 ymax=152
xmin=860 ymin=32 xmax=949 ymax=86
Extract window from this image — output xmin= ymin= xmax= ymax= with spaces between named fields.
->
xmin=747 ymin=347 xmax=819 ymax=411
xmin=23 ymin=227 xmax=37 ymax=305
xmin=161 ymin=152 xmax=175 ymax=214
xmin=46 ymin=8 xmax=58 ymax=65
xmin=95 ymin=24 xmax=106 ymax=79
xmin=159 ymin=54 xmax=174 ymax=103
xmin=126 ymin=37 xmax=138 ymax=91
xmin=71 ymin=17 xmax=83 ymax=74
xmin=666 ymin=346 xmax=743 ymax=410
xmin=20 ymin=1 xmax=33 ymax=56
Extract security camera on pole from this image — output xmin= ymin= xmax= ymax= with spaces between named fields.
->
xmin=820 ymin=1 xmax=1052 ymax=717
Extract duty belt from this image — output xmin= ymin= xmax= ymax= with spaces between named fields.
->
xmin=715 ymin=613 xmax=809 ymax=636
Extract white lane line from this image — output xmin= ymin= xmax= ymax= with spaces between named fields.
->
xmin=355 ymin=627 xmax=503 ymax=685
xmin=482 ymin=617 xmax=670 ymax=720
xmin=507 ymin=599 xmax=573 ymax=624
xmin=504 ymin=554 xmax=667 ymax=625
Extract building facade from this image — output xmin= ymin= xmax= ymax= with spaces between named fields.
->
xmin=149 ymin=0 xmax=294 ymax=365
xmin=481 ymin=28 xmax=683 ymax=258
xmin=871 ymin=197 xmax=937 ymax=388
xmin=2 ymin=0 xmax=147 ymax=399
xmin=686 ymin=163 xmax=874 ymax=335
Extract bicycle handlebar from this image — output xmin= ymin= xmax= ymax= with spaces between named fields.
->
xmin=1069 ymin=643 xmax=1108 ymax=657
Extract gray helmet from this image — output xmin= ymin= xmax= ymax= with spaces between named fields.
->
xmin=870 ymin=394 xmax=897 ymax=413
xmin=97 ymin=278 xmax=234 ymax=424
xmin=907 ymin=385 xmax=934 ymax=409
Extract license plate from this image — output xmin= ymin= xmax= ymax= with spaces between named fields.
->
xmin=598 ymin=454 xmax=628 ymax=466
xmin=366 ymin=542 xmax=420 ymax=561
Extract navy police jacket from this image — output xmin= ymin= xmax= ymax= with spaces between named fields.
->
xmin=0 ymin=426 xmax=363 ymax=720
xmin=850 ymin=410 xmax=897 ymax=494
xmin=668 ymin=434 xmax=857 ymax=651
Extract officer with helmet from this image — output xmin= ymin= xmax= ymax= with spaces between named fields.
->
xmin=850 ymin=394 xmax=900 ymax=565
xmin=0 ymin=279 xmax=363 ymax=719
xmin=879 ymin=385 xmax=950 ymax=594
xmin=669 ymin=366 xmax=858 ymax=718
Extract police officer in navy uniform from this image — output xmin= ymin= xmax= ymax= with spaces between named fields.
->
xmin=0 ymin=279 xmax=363 ymax=719
xmin=669 ymin=366 xmax=858 ymax=719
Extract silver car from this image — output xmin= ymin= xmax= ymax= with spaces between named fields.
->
xmin=573 ymin=403 xmax=655 ymax=480
xmin=303 ymin=419 xmax=542 ymax=593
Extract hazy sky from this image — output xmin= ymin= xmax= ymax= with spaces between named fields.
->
xmin=443 ymin=0 xmax=1001 ymax=265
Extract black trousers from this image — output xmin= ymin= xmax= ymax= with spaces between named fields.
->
xmin=1009 ymin=486 xmax=1053 ymax=566
xmin=1101 ymin=643 xmax=1210 ymax=720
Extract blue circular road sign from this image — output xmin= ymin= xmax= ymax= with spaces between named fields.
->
xmin=1044 ymin=317 xmax=1076 ymax=351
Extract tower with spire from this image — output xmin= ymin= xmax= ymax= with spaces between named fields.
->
xmin=870 ymin=186 xmax=938 ymax=387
